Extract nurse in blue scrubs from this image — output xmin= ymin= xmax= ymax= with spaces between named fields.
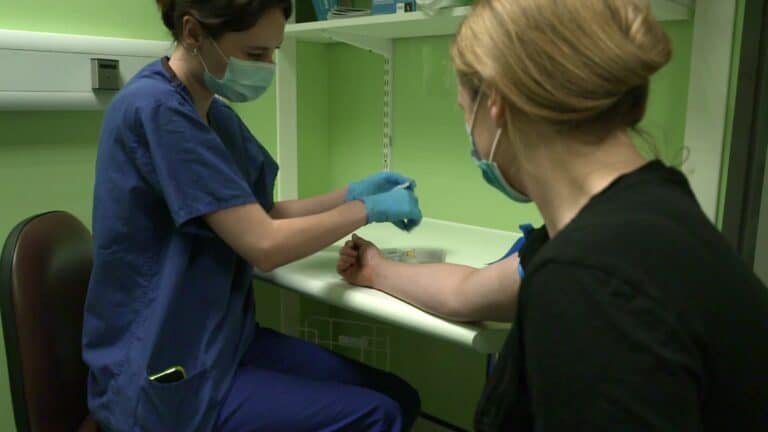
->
xmin=82 ymin=1 xmax=421 ymax=431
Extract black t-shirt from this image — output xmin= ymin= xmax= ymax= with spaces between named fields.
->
xmin=475 ymin=161 xmax=768 ymax=432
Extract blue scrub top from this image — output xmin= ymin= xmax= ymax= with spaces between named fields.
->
xmin=83 ymin=59 xmax=278 ymax=432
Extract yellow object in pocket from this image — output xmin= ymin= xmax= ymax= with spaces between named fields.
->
xmin=148 ymin=366 xmax=187 ymax=384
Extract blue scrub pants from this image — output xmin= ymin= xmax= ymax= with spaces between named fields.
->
xmin=214 ymin=327 xmax=421 ymax=432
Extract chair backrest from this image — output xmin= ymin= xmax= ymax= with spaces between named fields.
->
xmin=1 ymin=211 xmax=94 ymax=432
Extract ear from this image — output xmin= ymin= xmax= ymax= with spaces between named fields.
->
xmin=179 ymin=15 xmax=206 ymax=51
xmin=488 ymin=89 xmax=507 ymax=129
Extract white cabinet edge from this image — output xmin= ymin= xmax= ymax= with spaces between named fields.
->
xmin=0 ymin=29 xmax=170 ymax=57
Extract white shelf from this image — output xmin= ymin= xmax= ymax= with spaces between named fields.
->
xmin=254 ymin=218 xmax=517 ymax=353
xmin=286 ymin=1 xmax=694 ymax=43
xmin=286 ymin=6 xmax=470 ymax=43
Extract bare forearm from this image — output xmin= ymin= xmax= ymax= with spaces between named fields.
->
xmin=271 ymin=188 xmax=348 ymax=219
xmin=262 ymin=201 xmax=367 ymax=270
xmin=370 ymin=258 xmax=519 ymax=322
xmin=371 ymin=260 xmax=479 ymax=321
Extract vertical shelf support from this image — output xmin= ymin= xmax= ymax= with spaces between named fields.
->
xmin=383 ymin=55 xmax=393 ymax=171
xmin=323 ymin=32 xmax=395 ymax=171
xmin=276 ymin=34 xmax=302 ymax=337
xmin=277 ymin=37 xmax=299 ymax=202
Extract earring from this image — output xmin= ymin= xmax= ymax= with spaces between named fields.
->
xmin=191 ymin=47 xmax=199 ymax=56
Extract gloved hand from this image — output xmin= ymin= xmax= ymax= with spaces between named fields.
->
xmin=361 ymin=188 xmax=423 ymax=232
xmin=347 ymin=172 xmax=416 ymax=202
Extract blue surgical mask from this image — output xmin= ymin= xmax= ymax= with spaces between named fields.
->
xmin=467 ymin=95 xmax=532 ymax=203
xmin=198 ymin=39 xmax=275 ymax=103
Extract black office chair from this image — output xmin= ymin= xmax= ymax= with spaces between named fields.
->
xmin=0 ymin=211 xmax=99 ymax=432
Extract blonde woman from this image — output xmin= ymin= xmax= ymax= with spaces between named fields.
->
xmin=337 ymin=0 xmax=768 ymax=430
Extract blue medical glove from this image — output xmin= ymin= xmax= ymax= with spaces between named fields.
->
xmin=347 ymin=172 xmax=415 ymax=202
xmin=391 ymin=217 xmax=422 ymax=232
xmin=361 ymin=188 xmax=423 ymax=232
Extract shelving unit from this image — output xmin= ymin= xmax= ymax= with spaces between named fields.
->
xmin=286 ymin=6 xmax=471 ymax=43
xmin=285 ymin=1 xmax=693 ymax=44
xmin=275 ymin=0 xmax=738 ymax=334
xmin=276 ymin=0 xmax=698 ymax=194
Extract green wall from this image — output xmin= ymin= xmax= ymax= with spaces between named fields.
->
xmin=0 ymin=1 xmax=166 ymax=40
xmin=0 ymin=1 xmax=745 ymax=431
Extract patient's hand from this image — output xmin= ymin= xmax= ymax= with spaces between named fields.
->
xmin=337 ymin=234 xmax=382 ymax=288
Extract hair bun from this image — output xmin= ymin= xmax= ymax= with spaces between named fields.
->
xmin=453 ymin=0 xmax=672 ymax=133
xmin=626 ymin=6 xmax=672 ymax=80
xmin=156 ymin=0 xmax=177 ymax=31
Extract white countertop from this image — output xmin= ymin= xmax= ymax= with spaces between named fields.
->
xmin=253 ymin=218 xmax=520 ymax=354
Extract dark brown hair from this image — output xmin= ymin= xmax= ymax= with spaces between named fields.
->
xmin=156 ymin=0 xmax=293 ymax=40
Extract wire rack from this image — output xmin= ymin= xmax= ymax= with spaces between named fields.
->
xmin=300 ymin=316 xmax=392 ymax=370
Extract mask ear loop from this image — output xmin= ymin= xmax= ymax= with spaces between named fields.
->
xmin=208 ymin=38 xmax=228 ymax=63
xmin=489 ymin=129 xmax=503 ymax=162
xmin=468 ymin=90 xmax=485 ymax=161
xmin=197 ymin=38 xmax=229 ymax=78
xmin=469 ymin=92 xmax=482 ymax=131
xmin=490 ymin=122 xmax=528 ymax=201
xmin=195 ymin=46 xmax=215 ymax=76
xmin=470 ymin=90 xmax=504 ymax=163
